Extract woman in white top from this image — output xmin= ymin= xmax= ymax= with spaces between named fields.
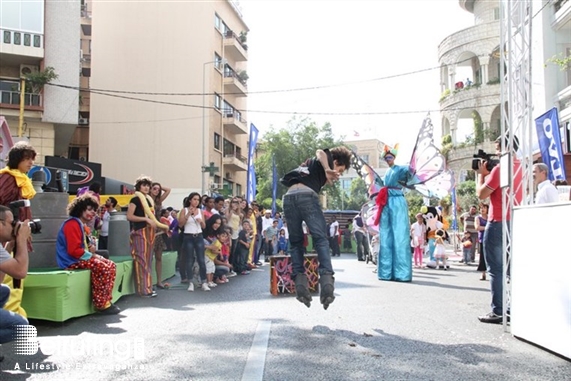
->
xmin=177 ymin=192 xmax=209 ymax=291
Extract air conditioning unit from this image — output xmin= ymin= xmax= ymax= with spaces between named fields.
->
xmin=20 ymin=65 xmax=39 ymax=76
xmin=210 ymin=183 xmax=219 ymax=190
xmin=78 ymin=118 xmax=89 ymax=125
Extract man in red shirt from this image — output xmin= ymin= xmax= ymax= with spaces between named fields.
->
xmin=476 ymin=135 xmax=523 ymax=324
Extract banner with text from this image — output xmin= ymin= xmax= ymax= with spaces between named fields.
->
xmin=535 ymin=108 xmax=566 ymax=181
xmin=246 ymin=123 xmax=259 ymax=204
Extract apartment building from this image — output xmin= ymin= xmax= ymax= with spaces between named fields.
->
xmin=0 ymin=0 xmax=80 ymax=165
xmin=532 ymin=0 xmax=571 ymax=181
xmin=341 ymin=138 xmax=389 ymax=195
xmin=439 ymin=0 xmax=571 ymax=182
xmin=88 ymin=0 xmax=249 ymax=202
xmin=438 ymin=0 xmax=502 ymax=178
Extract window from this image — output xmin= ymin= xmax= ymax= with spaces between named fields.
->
xmin=214 ymin=93 xmax=221 ymax=110
xmin=214 ymin=13 xmax=230 ymax=35
xmin=223 ymin=100 xmax=233 ymax=116
xmin=361 ymin=154 xmax=369 ymax=162
xmin=215 ymin=53 xmax=223 ymax=70
xmin=214 ymin=133 xmax=221 ymax=150
xmin=224 ymin=139 xmax=235 ymax=156
xmin=214 ymin=14 xmax=222 ymax=31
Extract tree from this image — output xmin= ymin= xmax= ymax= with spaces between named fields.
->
xmin=254 ymin=117 xmax=344 ymax=211
xmin=404 ymin=191 xmax=425 ymax=224
xmin=24 ymin=66 xmax=58 ymax=94
xmin=455 ymin=180 xmax=479 ymax=216
xmin=346 ymin=178 xmax=369 ymax=211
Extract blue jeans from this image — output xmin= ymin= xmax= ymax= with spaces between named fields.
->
xmin=483 ymin=221 xmax=504 ymax=316
xmin=181 ymin=233 xmax=207 ymax=283
xmin=282 ymin=191 xmax=333 ymax=277
xmin=0 ymin=284 xmax=29 ymax=344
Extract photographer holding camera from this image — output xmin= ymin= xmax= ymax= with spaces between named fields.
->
xmin=0 ymin=205 xmax=31 ymax=345
xmin=0 ymin=141 xmax=37 ymax=318
xmin=475 ymin=135 xmax=523 ymax=324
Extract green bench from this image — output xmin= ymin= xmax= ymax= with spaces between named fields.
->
xmin=21 ymin=251 xmax=177 ymax=322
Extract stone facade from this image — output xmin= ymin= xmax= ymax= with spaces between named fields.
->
xmin=438 ymin=0 xmax=502 ymax=180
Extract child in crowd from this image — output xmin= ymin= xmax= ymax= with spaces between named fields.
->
xmin=203 ymin=242 xmax=219 ymax=289
xmin=410 ymin=213 xmax=426 ymax=268
xmin=235 ymin=220 xmax=253 ymax=275
xmin=277 ymin=228 xmax=288 ymax=255
xmin=213 ymin=229 xmax=233 ymax=284
xmin=461 ymin=231 xmax=473 ymax=266
xmin=434 ymin=229 xmax=448 ymax=270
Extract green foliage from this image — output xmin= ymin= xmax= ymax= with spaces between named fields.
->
xmin=546 ymin=53 xmax=571 ymax=71
xmin=404 ymin=191 xmax=432 ymax=224
xmin=484 ymin=126 xmax=501 ymax=142
xmin=473 ymin=112 xmax=484 ymax=144
xmin=487 ymin=77 xmax=500 ymax=85
xmin=347 ymin=178 xmax=369 ymax=210
xmin=254 ymin=116 xmax=344 ymax=211
xmin=455 ymin=180 xmax=479 ymax=214
xmin=442 ymin=134 xmax=452 ymax=145
xmin=24 ymin=66 xmax=58 ymax=93
xmin=439 ymin=89 xmax=451 ymax=102
xmin=327 ymin=177 xmax=369 ymax=211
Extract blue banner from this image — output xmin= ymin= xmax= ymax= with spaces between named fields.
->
xmin=246 ymin=123 xmax=259 ymax=204
xmin=451 ymin=187 xmax=458 ymax=231
xmin=272 ymin=156 xmax=277 ymax=216
xmin=535 ymin=108 xmax=566 ymax=181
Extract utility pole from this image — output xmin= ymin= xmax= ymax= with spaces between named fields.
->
xmin=18 ymin=77 xmax=25 ymax=137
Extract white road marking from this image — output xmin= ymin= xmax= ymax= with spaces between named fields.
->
xmin=241 ymin=320 xmax=272 ymax=381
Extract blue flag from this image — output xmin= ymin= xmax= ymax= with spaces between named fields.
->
xmin=272 ymin=155 xmax=277 ymax=216
xmin=535 ymin=108 xmax=567 ymax=181
xmin=451 ymin=186 xmax=458 ymax=231
xmin=246 ymin=123 xmax=259 ymax=204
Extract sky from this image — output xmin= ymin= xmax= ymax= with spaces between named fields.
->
xmin=239 ymin=0 xmax=475 ymax=161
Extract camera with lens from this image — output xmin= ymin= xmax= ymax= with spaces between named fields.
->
xmin=471 ymin=149 xmax=499 ymax=172
xmin=9 ymin=200 xmax=42 ymax=234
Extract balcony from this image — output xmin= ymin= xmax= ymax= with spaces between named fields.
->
xmin=553 ymin=0 xmax=571 ymax=30
xmin=222 ymin=153 xmax=248 ymax=172
xmin=0 ymin=28 xmax=44 ymax=59
xmin=81 ymin=4 xmax=92 ymax=20
xmin=0 ymin=90 xmax=42 ymax=109
xmin=440 ymin=82 xmax=501 ymax=111
xmin=222 ymin=110 xmax=248 ymax=135
xmin=223 ymin=30 xmax=248 ymax=63
xmin=223 ymin=67 xmax=247 ymax=97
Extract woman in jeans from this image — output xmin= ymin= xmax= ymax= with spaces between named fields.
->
xmin=178 ymin=192 xmax=209 ymax=291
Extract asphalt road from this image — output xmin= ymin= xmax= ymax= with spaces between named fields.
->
xmin=1 ymin=253 xmax=570 ymax=381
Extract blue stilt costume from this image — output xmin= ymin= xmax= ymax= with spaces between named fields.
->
xmin=377 ymin=166 xmax=412 ymax=282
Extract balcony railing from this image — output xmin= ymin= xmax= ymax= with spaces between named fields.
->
xmin=224 ymin=67 xmax=248 ymax=87
xmin=224 ymin=30 xmax=247 ymax=51
xmin=81 ymin=4 xmax=92 ymax=19
xmin=0 ymin=90 xmax=42 ymax=107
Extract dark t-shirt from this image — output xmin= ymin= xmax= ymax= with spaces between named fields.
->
xmin=280 ymin=149 xmax=333 ymax=194
xmin=130 ymin=196 xmax=151 ymax=231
